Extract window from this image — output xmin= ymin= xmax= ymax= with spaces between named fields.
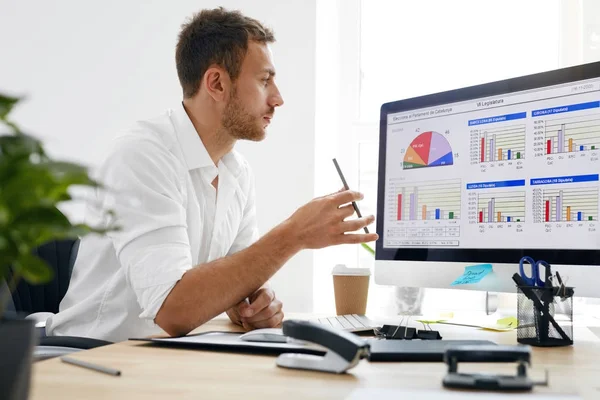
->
xmin=359 ymin=1 xmax=561 ymax=123
xmin=314 ymin=0 xmax=600 ymax=315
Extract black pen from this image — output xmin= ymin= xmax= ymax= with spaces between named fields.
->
xmin=61 ymin=356 xmax=121 ymax=376
xmin=332 ymin=158 xmax=369 ymax=234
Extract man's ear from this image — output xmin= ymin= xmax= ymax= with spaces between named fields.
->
xmin=203 ymin=65 xmax=232 ymax=102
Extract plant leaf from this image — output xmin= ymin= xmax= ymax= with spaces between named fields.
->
xmin=0 ymin=94 xmax=20 ymax=121
xmin=0 ymin=161 xmax=81 ymax=211
xmin=0 ymin=134 xmax=43 ymax=158
xmin=11 ymin=206 xmax=71 ymax=227
xmin=42 ymin=160 xmax=101 ymax=187
xmin=361 ymin=242 xmax=375 ymax=256
xmin=41 ymin=161 xmax=89 ymax=174
xmin=0 ymin=233 xmax=18 ymax=263
xmin=13 ymin=253 xmax=53 ymax=284
xmin=7 ymin=207 xmax=97 ymax=247
xmin=0 ymin=93 xmax=118 ymax=296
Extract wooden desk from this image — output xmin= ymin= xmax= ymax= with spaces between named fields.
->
xmin=31 ymin=317 xmax=600 ymax=399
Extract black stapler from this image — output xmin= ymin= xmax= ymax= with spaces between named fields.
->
xmin=276 ymin=319 xmax=370 ymax=374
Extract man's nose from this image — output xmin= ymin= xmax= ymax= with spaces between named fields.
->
xmin=270 ymin=84 xmax=284 ymax=108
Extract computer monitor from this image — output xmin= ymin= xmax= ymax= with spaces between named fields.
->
xmin=375 ymin=61 xmax=600 ymax=297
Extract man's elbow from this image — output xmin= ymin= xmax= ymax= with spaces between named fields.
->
xmin=154 ymin=308 xmax=192 ymax=337
xmin=152 ymin=278 xmax=212 ymax=337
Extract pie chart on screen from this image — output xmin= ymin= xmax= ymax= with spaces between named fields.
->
xmin=403 ymin=131 xmax=453 ymax=169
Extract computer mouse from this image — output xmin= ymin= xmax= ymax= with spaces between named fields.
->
xmin=239 ymin=328 xmax=288 ymax=343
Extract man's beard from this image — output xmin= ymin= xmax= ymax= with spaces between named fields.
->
xmin=221 ymin=90 xmax=269 ymax=141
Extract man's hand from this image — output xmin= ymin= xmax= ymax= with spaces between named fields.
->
xmin=285 ymin=189 xmax=379 ymax=250
xmin=226 ymin=287 xmax=283 ymax=330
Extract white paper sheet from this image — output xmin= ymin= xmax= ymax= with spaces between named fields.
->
xmin=151 ymin=331 xmax=324 ymax=351
xmin=347 ymin=388 xmax=580 ymax=400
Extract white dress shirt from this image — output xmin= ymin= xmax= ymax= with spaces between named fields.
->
xmin=46 ymin=103 xmax=259 ymax=342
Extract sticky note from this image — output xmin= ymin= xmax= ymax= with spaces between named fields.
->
xmin=482 ymin=316 xmax=518 ymax=332
xmin=416 ymin=312 xmax=454 ymax=325
xmin=415 ymin=319 xmax=448 ymax=324
xmin=450 ymin=264 xmax=493 ymax=286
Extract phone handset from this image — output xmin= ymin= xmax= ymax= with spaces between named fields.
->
xmin=276 ymin=320 xmax=370 ymax=374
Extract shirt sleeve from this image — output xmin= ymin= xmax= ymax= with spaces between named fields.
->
xmin=99 ymin=136 xmax=192 ymax=320
xmin=227 ymin=164 xmax=260 ymax=255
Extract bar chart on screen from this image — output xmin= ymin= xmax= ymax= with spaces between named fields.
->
xmin=476 ymin=191 xmax=526 ymax=224
xmin=479 ymin=124 xmax=526 ymax=161
xmin=533 ymin=187 xmax=598 ymax=223
xmin=468 ymin=113 xmax=526 ymax=171
xmin=384 ymin=179 xmax=461 ymax=247
xmin=465 ymin=179 xmax=527 ymax=235
xmin=532 ymin=101 xmax=600 ymax=165
xmin=531 ymin=174 xmax=599 ymax=234
xmin=542 ymin=115 xmax=600 ymax=154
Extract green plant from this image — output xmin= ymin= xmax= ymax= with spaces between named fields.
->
xmin=361 ymin=242 xmax=375 ymax=256
xmin=0 ymin=93 xmax=113 ymax=318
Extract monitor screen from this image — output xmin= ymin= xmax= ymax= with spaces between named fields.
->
xmin=376 ymin=62 xmax=600 ymax=266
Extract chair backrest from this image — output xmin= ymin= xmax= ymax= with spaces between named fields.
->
xmin=11 ymin=239 xmax=80 ymax=314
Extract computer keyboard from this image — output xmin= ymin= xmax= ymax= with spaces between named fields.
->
xmin=310 ymin=314 xmax=379 ymax=333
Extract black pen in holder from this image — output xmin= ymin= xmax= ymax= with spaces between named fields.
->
xmin=516 ymin=284 xmax=574 ymax=347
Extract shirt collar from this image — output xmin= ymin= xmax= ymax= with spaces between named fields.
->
xmin=170 ymin=102 xmax=215 ymax=171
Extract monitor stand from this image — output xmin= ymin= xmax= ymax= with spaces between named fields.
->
xmin=485 ymin=292 xmax=498 ymax=315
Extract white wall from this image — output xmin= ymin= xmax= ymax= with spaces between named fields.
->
xmin=313 ymin=0 xmax=369 ymax=315
xmin=0 ymin=0 xmax=316 ymax=312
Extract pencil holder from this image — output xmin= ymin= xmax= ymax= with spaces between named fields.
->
xmin=516 ymin=286 xmax=573 ymax=347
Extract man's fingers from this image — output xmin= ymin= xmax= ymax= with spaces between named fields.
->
xmin=236 ymin=298 xmax=251 ymax=316
xmin=337 ymin=204 xmax=355 ymax=219
xmin=245 ymin=311 xmax=284 ymax=329
xmin=226 ymin=308 xmax=243 ymax=326
xmin=242 ymin=299 xmax=282 ymax=323
xmin=316 ymin=187 xmax=346 ymax=200
xmin=241 ymin=288 xmax=275 ymax=317
xmin=330 ymin=190 xmax=363 ymax=206
xmin=228 ymin=297 xmax=251 ymax=326
xmin=339 ymin=233 xmax=379 ymax=244
xmin=339 ymin=215 xmax=375 ymax=233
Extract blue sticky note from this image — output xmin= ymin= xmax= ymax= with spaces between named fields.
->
xmin=451 ymin=264 xmax=493 ymax=286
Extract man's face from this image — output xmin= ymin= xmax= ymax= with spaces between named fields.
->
xmin=221 ymin=42 xmax=284 ymax=141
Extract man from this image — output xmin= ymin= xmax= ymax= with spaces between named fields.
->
xmin=47 ymin=8 xmax=377 ymax=342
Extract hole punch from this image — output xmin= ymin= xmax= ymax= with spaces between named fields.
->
xmin=443 ymin=345 xmax=548 ymax=391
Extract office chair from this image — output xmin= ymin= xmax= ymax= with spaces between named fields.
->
xmin=9 ymin=239 xmax=112 ymax=360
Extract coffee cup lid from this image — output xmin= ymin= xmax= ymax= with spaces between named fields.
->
xmin=331 ymin=264 xmax=371 ymax=276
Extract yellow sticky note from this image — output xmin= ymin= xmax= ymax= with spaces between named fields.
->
xmin=416 ymin=312 xmax=454 ymax=325
xmin=415 ymin=319 xmax=448 ymax=324
xmin=481 ymin=316 xmax=518 ymax=332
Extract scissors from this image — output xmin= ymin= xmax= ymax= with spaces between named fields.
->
xmin=518 ymin=256 xmax=552 ymax=287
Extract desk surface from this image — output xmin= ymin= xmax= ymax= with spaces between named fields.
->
xmin=31 ymin=316 xmax=600 ymax=399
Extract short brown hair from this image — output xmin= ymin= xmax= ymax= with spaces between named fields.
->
xmin=176 ymin=8 xmax=275 ymax=98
